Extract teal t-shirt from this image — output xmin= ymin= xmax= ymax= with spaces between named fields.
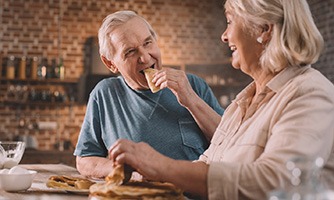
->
xmin=74 ymin=74 xmax=224 ymax=160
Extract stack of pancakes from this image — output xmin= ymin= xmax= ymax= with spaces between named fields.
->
xmin=46 ymin=164 xmax=183 ymax=199
xmin=89 ymin=165 xmax=184 ymax=199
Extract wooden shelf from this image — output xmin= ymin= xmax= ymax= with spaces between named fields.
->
xmin=0 ymin=78 xmax=78 ymax=84
xmin=1 ymin=100 xmax=75 ymax=106
xmin=0 ymin=77 xmax=78 ymax=107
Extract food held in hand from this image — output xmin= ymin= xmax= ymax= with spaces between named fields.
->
xmin=105 ymin=164 xmax=131 ymax=186
xmin=143 ymin=68 xmax=161 ymax=93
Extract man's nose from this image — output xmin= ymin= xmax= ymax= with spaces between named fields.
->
xmin=138 ymin=47 xmax=150 ymax=64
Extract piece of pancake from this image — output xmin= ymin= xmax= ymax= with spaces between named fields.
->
xmin=105 ymin=164 xmax=131 ymax=186
xmin=143 ymin=68 xmax=161 ymax=93
xmin=46 ymin=175 xmax=95 ymax=190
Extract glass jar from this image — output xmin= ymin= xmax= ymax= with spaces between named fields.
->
xmin=6 ymin=56 xmax=15 ymax=79
xmin=268 ymin=157 xmax=332 ymax=200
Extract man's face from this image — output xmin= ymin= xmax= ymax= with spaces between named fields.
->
xmin=109 ymin=17 xmax=162 ymax=90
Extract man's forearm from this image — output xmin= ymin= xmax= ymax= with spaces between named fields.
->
xmin=186 ymin=95 xmax=221 ymax=141
xmin=76 ymin=156 xmax=114 ymax=179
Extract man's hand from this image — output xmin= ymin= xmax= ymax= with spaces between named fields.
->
xmin=152 ymin=68 xmax=222 ymax=141
xmin=152 ymin=68 xmax=197 ymax=107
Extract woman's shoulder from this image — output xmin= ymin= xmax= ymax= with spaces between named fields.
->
xmin=287 ymin=67 xmax=334 ymax=99
xmin=297 ymin=67 xmax=334 ymax=90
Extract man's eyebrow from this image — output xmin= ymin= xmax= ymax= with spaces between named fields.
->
xmin=144 ymin=35 xmax=153 ymax=42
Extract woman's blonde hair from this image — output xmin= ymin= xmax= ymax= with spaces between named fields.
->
xmin=98 ymin=10 xmax=157 ymax=60
xmin=224 ymin=0 xmax=324 ymax=73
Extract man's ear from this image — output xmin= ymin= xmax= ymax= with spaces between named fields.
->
xmin=101 ymin=55 xmax=118 ymax=74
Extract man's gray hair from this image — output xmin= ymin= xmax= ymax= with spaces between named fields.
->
xmin=98 ymin=10 xmax=157 ymax=60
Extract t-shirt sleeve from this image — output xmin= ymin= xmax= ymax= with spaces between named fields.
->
xmin=187 ymin=74 xmax=225 ymax=116
xmin=74 ymin=93 xmax=108 ymax=157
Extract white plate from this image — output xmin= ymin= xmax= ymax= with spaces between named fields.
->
xmin=64 ymin=188 xmax=90 ymax=195
xmin=46 ymin=186 xmax=90 ymax=195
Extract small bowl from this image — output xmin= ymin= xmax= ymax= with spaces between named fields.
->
xmin=0 ymin=170 xmax=37 ymax=191
xmin=0 ymin=141 xmax=26 ymax=169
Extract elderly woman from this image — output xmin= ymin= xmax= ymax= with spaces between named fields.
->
xmin=110 ymin=0 xmax=334 ymax=199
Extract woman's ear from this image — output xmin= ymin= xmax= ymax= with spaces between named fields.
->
xmin=260 ymin=24 xmax=273 ymax=44
xmin=101 ymin=55 xmax=118 ymax=74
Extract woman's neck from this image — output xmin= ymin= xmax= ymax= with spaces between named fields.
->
xmin=252 ymin=69 xmax=276 ymax=95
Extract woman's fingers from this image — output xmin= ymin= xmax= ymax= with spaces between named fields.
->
xmin=108 ymin=139 xmax=167 ymax=181
xmin=109 ymin=139 xmax=133 ymax=162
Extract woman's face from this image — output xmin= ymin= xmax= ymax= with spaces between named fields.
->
xmin=222 ymin=12 xmax=263 ymax=77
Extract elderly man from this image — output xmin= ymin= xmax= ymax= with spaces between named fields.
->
xmin=74 ymin=10 xmax=224 ymax=179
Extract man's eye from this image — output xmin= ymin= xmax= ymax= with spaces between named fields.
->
xmin=226 ymin=20 xmax=231 ymax=25
xmin=144 ymin=40 xmax=152 ymax=47
xmin=125 ymin=49 xmax=136 ymax=57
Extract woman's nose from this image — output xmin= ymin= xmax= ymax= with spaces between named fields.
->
xmin=221 ymin=31 xmax=228 ymax=43
xmin=138 ymin=48 xmax=150 ymax=64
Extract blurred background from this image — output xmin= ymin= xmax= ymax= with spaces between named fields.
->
xmin=0 ymin=0 xmax=333 ymax=166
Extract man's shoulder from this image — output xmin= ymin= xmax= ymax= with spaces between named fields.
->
xmin=94 ymin=76 xmax=124 ymax=90
xmin=90 ymin=76 xmax=125 ymax=96
xmin=186 ymin=73 xmax=208 ymax=87
xmin=186 ymin=73 xmax=201 ymax=80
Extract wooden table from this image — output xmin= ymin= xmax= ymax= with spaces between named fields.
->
xmin=0 ymin=164 xmax=93 ymax=200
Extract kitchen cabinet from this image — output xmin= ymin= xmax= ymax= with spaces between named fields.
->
xmin=20 ymin=149 xmax=76 ymax=167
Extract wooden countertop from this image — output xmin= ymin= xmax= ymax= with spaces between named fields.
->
xmin=0 ymin=164 xmax=91 ymax=200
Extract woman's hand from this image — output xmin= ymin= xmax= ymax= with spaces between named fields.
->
xmin=109 ymin=139 xmax=171 ymax=182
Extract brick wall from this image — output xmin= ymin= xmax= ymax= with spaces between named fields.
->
xmin=0 ymin=0 xmax=333 ymax=150
xmin=308 ymin=0 xmax=334 ymax=82
xmin=0 ymin=0 xmax=227 ymax=150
